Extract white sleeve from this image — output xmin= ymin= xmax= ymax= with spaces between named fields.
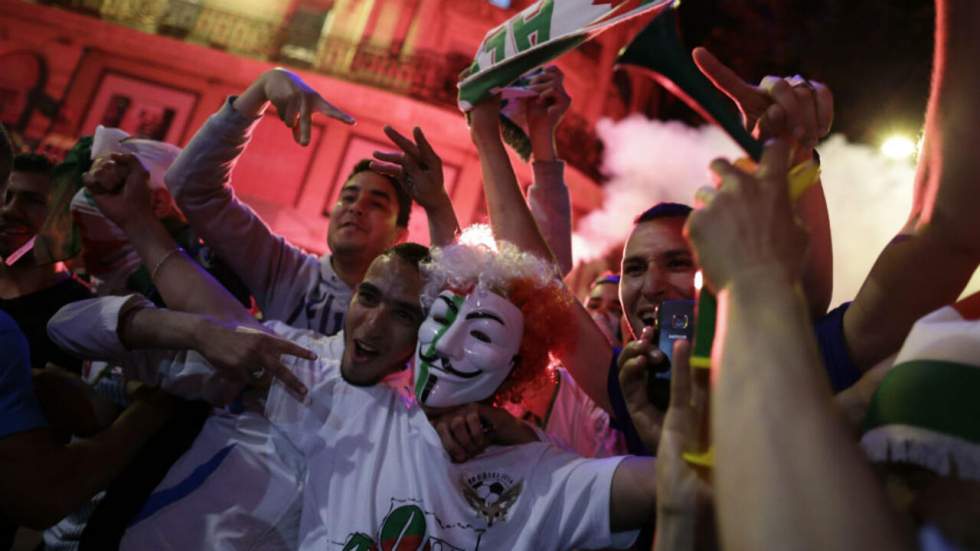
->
xmin=47 ymin=294 xmax=152 ymax=362
xmin=47 ymin=294 xmax=241 ymax=405
xmin=165 ymin=98 xmax=321 ymax=320
xmin=526 ymin=449 xmax=640 ymax=549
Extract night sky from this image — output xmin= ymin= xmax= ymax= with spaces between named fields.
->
xmin=663 ymin=0 xmax=935 ymax=146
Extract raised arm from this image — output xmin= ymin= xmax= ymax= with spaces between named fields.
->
xmin=694 ymin=49 xmax=834 ymax=318
xmin=526 ymin=66 xmax=573 ymax=277
xmin=81 ymin=158 xmax=313 ymax=397
xmin=840 ymin=0 xmax=980 ymax=369
xmin=166 ymin=69 xmax=354 ymax=318
xmin=469 ymin=98 xmax=614 ymax=413
xmin=687 ymin=139 xmax=911 ymax=551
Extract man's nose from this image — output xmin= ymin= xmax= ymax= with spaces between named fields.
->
xmin=433 ymin=320 xmax=466 ymax=361
xmin=640 ymin=265 xmax=666 ymax=300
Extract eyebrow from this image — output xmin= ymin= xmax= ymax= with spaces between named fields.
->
xmin=661 ymin=249 xmax=693 ymax=260
xmin=465 ymin=311 xmax=505 ymax=325
xmin=367 ymin=189 xmax=392 ymax=203
xmin=439 ymin=296 xmax=459 ymax=314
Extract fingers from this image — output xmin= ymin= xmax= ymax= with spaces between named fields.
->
xmin=792 ymin=86 xmax=820 ymax=149
xmin=692 ymin=47 xmax=761 ymax=108
xmin=368 ymin=160 xmax=403 ymax=180
xmin=450 ymin=412 xmax=486 ymax=456
xmin=811 ymin=81 xmax=834 ymax=136
xmin=295 ymin=95 xmax=312 ymax=146
xmin=668 ymin=340 xmax=692 ymax=410
xmin=274 ymin=339 xmax=318 ymax=362
xmin=314 ymin=95 xmax=356 ymax=125
xmin=435 ymin=420 xmax=467 ymax=463
xmin=281 ymin=97 xmax=301 ymax=130
xmin=694 ymin=186 xmax=717 ymax=209
xmin=760 ymin=77 xmax=804 ymax=143
xmin=413 ymin=127 xmax=439 ymax=168
xmin=383 ymin=125 xmax=421 ymax=159
xmin=708 ymin=157 xmax=757 ymax=197
xmin=431 ymin=404 xmax=491 ymax=463
xmin=757 ymin=138 xmax=793 ymax=193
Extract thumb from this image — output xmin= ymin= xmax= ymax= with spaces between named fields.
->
xmin=668 ymin=340 xmax=692 ymax=410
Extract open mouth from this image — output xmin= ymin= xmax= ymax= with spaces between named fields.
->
xmin=351 ymin=338 xmax=380 ymax=361
xmin=640 ymin=312 xmax=657 ymax=328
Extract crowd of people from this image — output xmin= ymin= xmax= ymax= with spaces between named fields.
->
xmin=2 ymin=0 xmax=979 ymax=549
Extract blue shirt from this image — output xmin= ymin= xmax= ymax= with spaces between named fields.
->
xmin=0 ymin=308 xmax=48 ymax=439
xmin=608 ymin=302 xmax=861 ymax=456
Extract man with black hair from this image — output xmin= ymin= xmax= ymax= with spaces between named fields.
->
xmin=165 ymin=68 xmax=459 ymax=336
xmin=0 ymin=153 xmax=92 ymax=373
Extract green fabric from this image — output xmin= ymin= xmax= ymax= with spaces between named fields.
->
xmin=34 ymin=136 xmax=93 ymax=264
xmin=863 ymin=360 xmax=980 ymax=445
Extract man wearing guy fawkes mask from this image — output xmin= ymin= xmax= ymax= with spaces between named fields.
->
xmin=256 ymin=234 xmax=659 ymax=550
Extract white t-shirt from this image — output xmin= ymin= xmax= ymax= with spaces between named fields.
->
xmin=265 ymin=324 xmax=639 ymax=551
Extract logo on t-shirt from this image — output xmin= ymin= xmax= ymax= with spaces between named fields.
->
xmin=339 ymin=498 xmax=485 ymax=550
xmin=460 ymin=472 xmax=523 ymax=526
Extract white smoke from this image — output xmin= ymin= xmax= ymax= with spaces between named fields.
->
xmin=573 ymin=115 xmax=978 ymax=307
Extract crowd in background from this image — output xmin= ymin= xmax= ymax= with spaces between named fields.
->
xmin=1 ymin=0 xmax=979 ymax=549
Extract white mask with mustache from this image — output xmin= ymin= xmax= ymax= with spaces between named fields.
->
xmin=414 ymin=289 xmax=523 ymax=407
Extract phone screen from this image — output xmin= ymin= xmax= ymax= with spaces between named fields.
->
xmin=647 ymin=299 xmax=696 ymax=411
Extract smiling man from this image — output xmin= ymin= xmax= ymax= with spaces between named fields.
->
xmin=165 ymin=68 xmax=457 ymax=336
xmin=0 ymin=153 xmax=92 ymax=373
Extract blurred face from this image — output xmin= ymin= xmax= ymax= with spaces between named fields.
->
xmin=0 ymin=170 xmax=51 ymax=257
xmin=414 ymin=289 xmax=523 ymax=408
xmin=585 ymin=282 xmax=622 ymax=346
xmin=327 ymin=171 xmax=405 ymax=258
xmin=341 ymin=255 xmax=425 ymax=386
xmin=620 ymin=218 xmax=696 ymax=340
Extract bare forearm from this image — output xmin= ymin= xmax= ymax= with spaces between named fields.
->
xmin=2 ymin=395 xmax=173 ymax=528
xmin=119 ymin=306 xmax=204 ymax=351
xmin=844 ymin=229 xmax=974 ymax=369
xmin=609 ymin=456 xmax=657 ymax=532
xmin=121 ymin=216 xmax=251 ymax=323
xmin=921 ymin=0 xmax=980 ymax=258
xmin=471 ymin=124 xmax=556 ymax=264
xmin=714 ymin=274 xmax=910 ymax=551
xmin=796 ymin=181 xmax=833 ymax=317
xmin=424 ymin=199 xmax=461 ymax=247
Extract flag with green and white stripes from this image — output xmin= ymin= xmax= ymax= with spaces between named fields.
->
xmin=457 ymin=0 xmax=675 ymax=111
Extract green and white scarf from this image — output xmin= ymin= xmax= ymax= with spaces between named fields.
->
xmin=861 ymin=293 xmax=980 ymax=481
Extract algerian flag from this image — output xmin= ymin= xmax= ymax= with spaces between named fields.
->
xmin=861 ymin=292 xmax=980 ymax=481
xmin=457 ymin=0 xmax=675 ymax=157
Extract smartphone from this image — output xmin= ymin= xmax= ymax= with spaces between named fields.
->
xmin=647 ymin=299 xmax=695 ymax=411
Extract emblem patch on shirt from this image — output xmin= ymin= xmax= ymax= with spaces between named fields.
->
xmin=460 ymin=472 xmax=523 ymax=526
